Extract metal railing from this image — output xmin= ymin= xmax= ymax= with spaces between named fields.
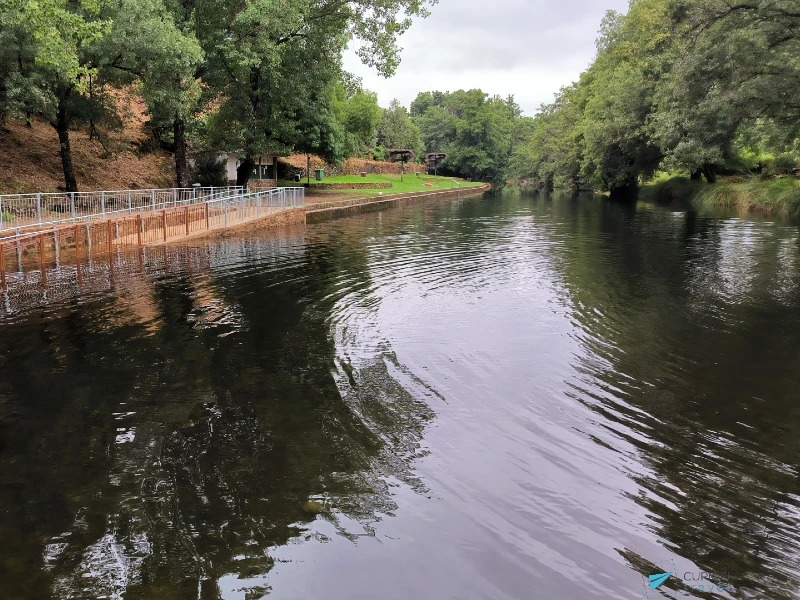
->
xmin=0 ymin=187 xmax=305 ymax=292
xmin=0 ymin=186 xmax=244 ymax=234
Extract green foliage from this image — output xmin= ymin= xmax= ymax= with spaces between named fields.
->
xmin=412 ymin=89 xmax=520 ymax=182
xmin=195 ymin=0 xmax=436 ymax=183
xmin=693 ymin=178 xmax=800 ymax=216
xmin=510 ymin=0 xmax=800 ymax=195
xmin=0 ymin=0 xmax=437 ymax=190
xmin=188 ymin=153 xmax=228 ymax=187
xmin=333 ymin=83 xmax=381 ymax=158
xmin=642 ymin=176 xmax=800 ymax=217
xmin=376 ymin=100 xmax=423 ymax=157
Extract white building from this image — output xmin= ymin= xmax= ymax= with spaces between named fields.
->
xmin=221 ymin=154 xmax=279 ymax=188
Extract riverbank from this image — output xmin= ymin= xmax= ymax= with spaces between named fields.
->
xmin=164 ymin=183 xmax=491 ymax=244
xmin=279 ymin=173 xmax=485 ymax=202
xmin=640 ymin=177 xmax=800 ymax=217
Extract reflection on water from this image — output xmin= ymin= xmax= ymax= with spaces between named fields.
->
xmin=0 ymin=191 xmax=799 ymax=599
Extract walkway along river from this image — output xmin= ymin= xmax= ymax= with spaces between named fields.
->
xmin=0 ymin=189 xmax=798 ymax=599
xmin=0 ymin=184 xmax=488 ymax=311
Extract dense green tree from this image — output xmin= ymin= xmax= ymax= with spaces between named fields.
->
xmin=412 ymin=89 xmax=520 ymax=182
xmin=0 ymin=0 xmax=201 ymax=191
xmin=333 ymin=82 xmax=382 ymax=158
xmin=651 ymin=0 xmax=800 ymax=182
xmin=0 ymin=0 xmax=109 ymax=191
xmin=512 ymin=0 xmax=800 ymax=194
xmin=376 ymin=99 xmax=423 ymax=158
xmin=195 ymin=0 xmax=435 ymax=186
xmin=92 ymin=0 xmax=202 ymax=187
xmin=519 ymin=83 xmax=587 ymax=190
xmin=0 ymin=0 xmax=436 ymax=191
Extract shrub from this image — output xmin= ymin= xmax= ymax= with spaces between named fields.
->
xmin=761 ymin=154 xmax=798 ymax=179
xmin=189 ymin=153 xmax=228 ymax=187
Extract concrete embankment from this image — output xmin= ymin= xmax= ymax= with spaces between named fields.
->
xmin=166 ymin=184 xmax=491 ymax=243
xmin=305 ymin=184 xmax=491 ymax=223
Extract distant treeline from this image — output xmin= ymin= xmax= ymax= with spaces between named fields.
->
xmin=510 ymin=0 xmax=800 ymax=198
xmin=378 ymin=90 xmax=532 ymax=185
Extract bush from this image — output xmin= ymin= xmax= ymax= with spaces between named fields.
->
xmin=761 ymin=154 xmax=798 ymax=179
xmin=639 ymin=177 xmax=704 ymax=205
xmin=189 ymin=153 xmax=228 ymax=187
xmin=1 ymin=212 xmax=12 ymax=223
xmin=693 ymin=178 xmax=800 ymax=216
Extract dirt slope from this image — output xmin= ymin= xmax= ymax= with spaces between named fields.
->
xmin=0 ymin=93 xmax=173 ymax=194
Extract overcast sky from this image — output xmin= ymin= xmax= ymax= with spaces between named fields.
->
xmin=342 ymin=0 xmax=631 ymax=116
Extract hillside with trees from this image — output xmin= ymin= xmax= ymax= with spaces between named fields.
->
xmin=0 ymin=0 xmax=436 ymax=193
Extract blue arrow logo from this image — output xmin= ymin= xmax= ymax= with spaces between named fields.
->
xmin=648 ymin=572 xmax=671 ymax=590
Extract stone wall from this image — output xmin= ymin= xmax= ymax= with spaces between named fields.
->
xmin=310 ymin=182 xmax=393 ymax=190
xmin=305 ymin=184 xmax=491 ymax=223
xmin=278 ymin=155 xmax=424 ymax=180
xmin=247 ymin=179 xmax=278 ymax=192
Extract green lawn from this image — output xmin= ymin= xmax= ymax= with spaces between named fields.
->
xmin=279 ymin=173 xmax=484 ymax=201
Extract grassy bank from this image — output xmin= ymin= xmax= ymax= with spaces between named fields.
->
xmin=280 ymin=173 xmax=484 ymax=202
xmin=640 ymin=177 xmax=800 ymax=217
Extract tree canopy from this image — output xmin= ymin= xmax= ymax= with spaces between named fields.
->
xmin=0 ymin=0 xmax=437 ymax=191
xmin=511 ymin=0 xmax=800 ymax=196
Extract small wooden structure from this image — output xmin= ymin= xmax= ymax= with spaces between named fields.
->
xmin=386 ymin=149 xmax=416 ymax=163
xmin=425 ymin=153 xmax=447 ymax=176
xmin=386 ymin=149 xmax=415 ymax=182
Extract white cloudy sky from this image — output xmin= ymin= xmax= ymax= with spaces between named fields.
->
xmin=342 ymin=0 xmax=631 ymax=116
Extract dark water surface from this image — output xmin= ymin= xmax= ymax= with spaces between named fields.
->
xmin=1 ymin=190 xmax=799 ymax=600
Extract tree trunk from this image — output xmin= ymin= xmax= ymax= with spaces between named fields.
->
xmin=690 ymin=170 xmax=703 ymax=182
xmin=609 ymin=178 xmax=638 ymax=202
xmin=53 ymin=97 xmax=78 ymax=193
xmin=174 ymin=115 xmax=188 ymax=187
xmin=236 ymin=157 xmax=255 ymax=188
xmin=702 ymin=164 xmax=717 ymax=184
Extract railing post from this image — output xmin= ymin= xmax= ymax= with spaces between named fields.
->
xmin=36 ymin=193 xmax=42 ymax=224
xmin=137 ymin=215 xmax=142 ymax=246
xmin=70 ymin=192 xmax=76 ymax=219
xmin=86 ymin=222 xmax=92 ymax=253
xmin=101 ymin=191 xmax=106 ymax=216
xmin=75 ymin=224 xmax=82 ymax=285
xmin=0 ymin=244 xmax=6 ymax=292
xmin=257 ymin=193 xmax=260 ymax=218
xmin=185 ymin=206 xmax=190 ymax=236
xmin=173 ymin=189 xmax=177 ymax=207
xmin=205 ymin=203 xmax=210 ymax=230
xmin=240 ymin=195 xmax=245 ymax=222
xmin=53 ymin=225 xmax=60 ymax=269
xmin=15 ymin=228 xmax=22 ymax=270
xmin=151 ymin=190 xmax=156 ymax=210
xmin=128 ymin=190 xmax=133 ymax=214
xmin=162 ymin=210 xmax=168 ymax=242
xmin=224 ymin=200 xmax=228 ymax=227
xmin=39 ymin=233 xmax=47 ymax=287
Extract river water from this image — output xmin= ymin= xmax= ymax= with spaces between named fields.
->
xmin=0 ymin=190 xmax=799 ymax=600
